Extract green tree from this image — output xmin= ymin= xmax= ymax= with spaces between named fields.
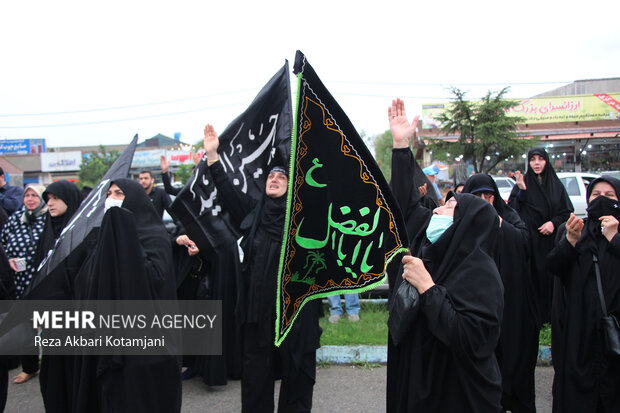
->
xmin=373 ymin=130 xmax=394 ymax=181
xmin=78 ymin=145 xmax=120 ymax=188
xmin=175 ymin=163 xmax=194 ymax=185
xmin=373 ymin=130 xmax=425 ymax=181
xmin=429 ymin=87 xmax=533 ymax=173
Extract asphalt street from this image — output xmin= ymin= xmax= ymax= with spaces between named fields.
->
xmin=5 ymin=364 xmax=554 ymax=412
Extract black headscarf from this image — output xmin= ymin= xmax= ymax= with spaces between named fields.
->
xmin=70 ymin=178 xmax=180 ymax=412
xmin=261 ymin=166 xmax=287 ymax=239
xmin=388 ymin=193 xmax=504 ymax=412
xmin=99 ymin=178 xmax=175 ymax=298
xmin=416 ymin=193 xmax=501 ymax=291
xmin=0 ymin=206 xmax=7 ymax=232
xmin=507 ymin=148 xmax=573 ymax=324
xmin=113 ymin=178 xmax=169 ymax=250
xmin=547 ymin=178 xmax=620 ymax=412
xmin=42 ymin=181 xmax=82 ymax=238
xmin=577 ymin=176 xmax=620 ymax=308
xmin=463 ymin=173 xmax=522 ymax=223
xmin=71 ymin=178 xmax=174 ymax=301
xmin=34 ymin=181 xmax=82 ymax=268
xmin=0 ymin=242 xmax=14 ymax=299
xmin=259 ymin=194 xmax=286 ymax=240
xmin=508 ymin=147 xmax=573 ymax=228
xmin=463 ymin=173 xmax=538 ymax=411
xmin=580 ymin=176 xmax=620 ymax=253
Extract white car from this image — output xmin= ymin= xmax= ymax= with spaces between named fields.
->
xmin=491 ymin=176 xmax=516 ymax=203
xmin=557 ymin=172 xmax=600 ymax=218
xmin=162 ymin=194 xmax=177 ymax=234
xmin=601 ymin=171 xmax=620 ymax=181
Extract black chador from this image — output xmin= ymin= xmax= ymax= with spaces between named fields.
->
xmin=387 ymin=148 xmax=503 ymax=413
xmin=34 ymin=181 xmax=83 ymax=274
xmin=0 ymin=243 xmax=14 ymax=412
xmin=173 ymin=231 xmax=243 ymax=385
xmin=210 ymin=161 xmax=321 ymax=413
xmin=463 ymin=173 xmax=538 ymax=413
xmin=70 ymin=179 xmax=181 ymax=413
xmin=546 ymin=176 xmax=620 ymax=413
xmin=508 ymin=148 xmax=573 ymax=324
xmin=35 ymin=181 xmax=82 ymax=413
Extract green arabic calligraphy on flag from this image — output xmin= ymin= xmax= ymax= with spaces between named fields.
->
xmin=275 ymin=51 xmax=408 ymax=346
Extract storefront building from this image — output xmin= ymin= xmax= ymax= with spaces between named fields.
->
xmin=420 ymin=78 xmax=620 ymax=175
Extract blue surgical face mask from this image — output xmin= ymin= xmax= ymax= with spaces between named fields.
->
xmin=425 ymin=214 xmax=454 ymax=243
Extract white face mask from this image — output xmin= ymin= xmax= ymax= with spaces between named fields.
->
xmin=104 ymin=198 xmax=124 ymax=211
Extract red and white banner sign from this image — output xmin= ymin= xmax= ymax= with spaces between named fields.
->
xmin=595 ymin=93 xmax=620 ymax=112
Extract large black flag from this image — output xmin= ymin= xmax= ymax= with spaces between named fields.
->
xmin=170 ymin=62 xmax=293 ymax=252
xmin=30 ymin=135 xmax=138 ymax=295
xmin=0 ymin=136 xmax=138 ymax=339
xmin=275 ymin=52 xmax=409 ymax=345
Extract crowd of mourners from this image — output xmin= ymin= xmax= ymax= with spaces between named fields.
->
xmin=0 ymin=98 xmax=616 ymax=413
xmin=387 ymin=99 xmax=619 ymax=413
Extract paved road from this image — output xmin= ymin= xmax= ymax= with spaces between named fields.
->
xmin=6 ymin=364 xmax=553 ymax=412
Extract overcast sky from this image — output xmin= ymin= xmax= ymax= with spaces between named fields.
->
xmin=1 ymin=0 xmax=618 ymax=149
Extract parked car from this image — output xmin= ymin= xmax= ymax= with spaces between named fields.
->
xmin=601 ymin=170 xmax=620 ymax=181
xmin=162 ymin=194 xmax=177 ymax=234
xmin=557 ymin=172 xmax=600 ymax=218
xmin=491 ymin=176 xmax=516 ymax=203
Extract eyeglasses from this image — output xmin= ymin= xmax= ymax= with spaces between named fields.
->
xmin=445 ymin=198 xmax=458 ymax=207
xmin=474 ymin=192 xmax=495 ymax=200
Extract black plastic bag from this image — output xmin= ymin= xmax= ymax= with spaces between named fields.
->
xmin=388 ymin=281 xmax=420 ymax=346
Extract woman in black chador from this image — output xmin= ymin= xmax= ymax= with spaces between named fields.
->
xmin=463 ymin=174 xmax=538 ymax=413
xmin=69 ymin=179 xmax=181 ymax=413
xmin=172 ymin=231 xmax=243 ymax=385
xmin=508 ymin=148 xmax=573 ymax=325
xmin=546 ymin=176 xmax=620 ymax=412
xmin=35 ymin=180 xmax=83 ymax=413
xmin=387 ymin=99 xmax=504 ymax=413
xmin=203 ymin=124 xmax=321 ymax=413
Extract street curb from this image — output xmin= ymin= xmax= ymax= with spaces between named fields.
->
xmin=317 ymin=345 xmax=387 ymax=364
xmin=316 ymin=345 xmax=553 ymax=366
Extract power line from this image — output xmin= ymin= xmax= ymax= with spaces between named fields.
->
xmin=334 ymin=92 xmax=454 ymax=100
xmin=1 ymin=80 xmax=570 ymax=118
xmin=328 ymin=80 xmax=572 ymax=86
xmin=0 ymin=80 xmax=576 ymax=129
xmin=0 ymin=88 xmax=258 ymax=118
xmin=0 ymin=101 xmax=247 ymax=129
xmin=0 ymin=90 xmax=563 ymax=129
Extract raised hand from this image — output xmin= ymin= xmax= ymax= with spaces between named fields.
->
xmin=388 ymin=98 xmax=419 ymax=149
xmin=203 ymin=124 xmax=220 ymax=161
xmin=418 ymin=183 xmax=428 ymax=198
xmin=160 ymin=155 xmax=170 ymax=174
xmin=515 ymin=170 xmax=526 ymax=190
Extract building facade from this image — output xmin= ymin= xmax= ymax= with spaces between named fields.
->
xmin=420 ymin=78 xmax=620 ymax=175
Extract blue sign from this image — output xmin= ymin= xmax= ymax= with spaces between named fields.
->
xmin=0 ymin=139 xmax=46 ymax=155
